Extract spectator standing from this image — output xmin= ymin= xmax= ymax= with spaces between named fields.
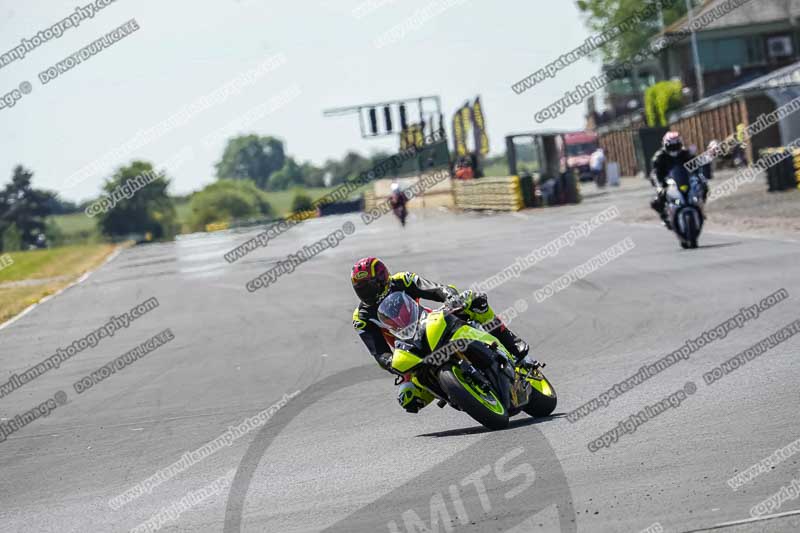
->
xmin=589 ymin=147 xmax=606 ymax=186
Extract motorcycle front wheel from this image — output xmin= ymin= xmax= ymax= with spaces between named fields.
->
xmin=522 ymin=369 xmax=558 ymax=417
xmin=439 ymin=366 xmax=509 ymax=430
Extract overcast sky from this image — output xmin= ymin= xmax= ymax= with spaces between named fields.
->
xmin=0 ymin=0 xmax=601 ymax=202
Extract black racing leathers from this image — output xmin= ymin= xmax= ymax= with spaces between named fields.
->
xmin=352 ymin=272 xmax=457 ymax=370
xmin=651 ymin=148 xmax=694 ymax=187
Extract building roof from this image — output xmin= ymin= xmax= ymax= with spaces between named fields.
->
xmin=664 ymin=0 xmax=800 ymax=34
xmin=597 ymin=60 xmax=800 ymax=131
xmin=736 ymin=59 xmax=800 ymax=90
xmin=668 ymin=59 xmax=800 ymax=121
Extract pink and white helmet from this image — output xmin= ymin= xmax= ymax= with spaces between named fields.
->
xmin=663 ymin=131 xmax=683 ymax=154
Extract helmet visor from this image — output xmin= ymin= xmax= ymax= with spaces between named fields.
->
xmin=353 ymin=279 xmax=388 ymax=306
xmin=665 ymin=140 xmax=682 ymax=154
xmin=377 ymin=292 xmax=421 ymax=341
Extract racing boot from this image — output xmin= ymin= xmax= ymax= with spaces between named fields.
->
xmin=651 ymin=190 xmax=671 ymax=230
xmin=491 ymin=325 xmax=530 ymax=365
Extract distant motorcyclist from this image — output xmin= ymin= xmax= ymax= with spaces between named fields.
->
xmin=389 ymin=183 xmax=408 ymax=227
xmin=351 ymin=257 xmax=530 ymax=412
xmin=650 ymin=132 xmax=707 ymax=227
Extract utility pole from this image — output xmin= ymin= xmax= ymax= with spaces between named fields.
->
xmin=685 ymin=0 xmax=705 ymax=100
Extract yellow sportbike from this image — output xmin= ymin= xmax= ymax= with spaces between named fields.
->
xmin=377 ymin=292 xmax=557 ymax=430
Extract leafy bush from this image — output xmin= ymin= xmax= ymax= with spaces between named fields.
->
xmin=1 ymin=223 xmax=22 ymax=251
xmin=645 ymin=81 xmax=684 ymax=127
xmin=188 ymin=179 xmax=272 ymax=232
xmin=290 ymin=192 xmax=315 ymax=214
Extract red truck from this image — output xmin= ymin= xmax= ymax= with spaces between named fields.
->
xmin=563 ymin=131 xmax=599 ymax=182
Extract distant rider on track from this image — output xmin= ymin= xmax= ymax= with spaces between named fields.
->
xmin=650 ymin=131 xmax=708 ymax=228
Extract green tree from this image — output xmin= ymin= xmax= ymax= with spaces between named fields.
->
xmin=0 ymin=165 xmax=51 ymax=251
xmin=338 ymin=151 xmax=372 ymax=180
xmin=575 ymin=0 xmax=688 ymax=62
xmin=188 ymin=179 xmax=273 ymax=231
xmin=215 ymin=135 xmax=286 ymax=189
xmin=317 ymin=151 xmax=374 ymax=187
xmin=645 ymin=80 xmax=683 ymax=126
xmin=41 ymin=190 xmax=79 ymax=215
xmin=98 ymin=161 xmax=177 ymax=241
xmin=266 ymin=157 xmax=304 ymax=191
xmin=299 ymin=161 xmax=325 ymax=188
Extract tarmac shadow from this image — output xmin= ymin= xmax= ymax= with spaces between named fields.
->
xmin=694 ymin=241 xmax=743 ymax=250
xmin=416 ymin=412 xmax=567 ymax=438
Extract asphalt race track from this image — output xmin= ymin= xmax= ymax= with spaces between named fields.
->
xmin=2 ymin=185 xmax=799 ymax=533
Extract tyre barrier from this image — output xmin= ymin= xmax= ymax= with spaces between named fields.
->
xmin=795 ymin=150 xmax=800 ymax=189
xmin=760 ymin=147 xmax=800 ymax=192
xmin=363 ymin=190 xmax=377 ymax=212
xmin=318 ymin=198 xmax=364 ymax=216
xmin=453 ymin=176 xmax=524 ymax=211
xmin=205 ymin=221 xmax=230 ymax=233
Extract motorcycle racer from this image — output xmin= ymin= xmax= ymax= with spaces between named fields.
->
xmin=350 ymin=257 xmax=530 ymax=412
xmin=650 ymin=132 xmax=709 ymax=228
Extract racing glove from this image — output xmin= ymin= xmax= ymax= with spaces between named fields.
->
xmin=375 ymin=352 xmax=393 ymax=371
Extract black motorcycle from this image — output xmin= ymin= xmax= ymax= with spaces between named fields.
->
xmin=663 ymin=166 xmax=706 ymax=249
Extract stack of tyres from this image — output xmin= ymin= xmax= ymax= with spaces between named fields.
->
xmin=518 ymin=174 xmax=536 ymax=207
xmin=453 ymin=176 xmax=524 ymax=211
xmin=363 ymin=190 xmax=377 ymax=211
xmin=794 ymin=149 xmax=800 ymax=189
xmin=761 ymin=148 xmax=799 ymax=192
xmin=561 ymin=173 xmax=581 ymax=205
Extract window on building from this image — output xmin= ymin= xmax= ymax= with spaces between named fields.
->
xmin=698 ymin=36 xmax=765 ymax=70
xmin=766 ymin=35 xmax=794 ymax=60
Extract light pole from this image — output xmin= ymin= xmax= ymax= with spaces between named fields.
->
xmin=685 ymin=0 xmax=706 ymax=100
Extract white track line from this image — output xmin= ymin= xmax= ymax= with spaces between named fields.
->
xmin=0 ymin=246 xmax=124 ymax=332
xmin=684 ymin=508 xmax=800 ymax=532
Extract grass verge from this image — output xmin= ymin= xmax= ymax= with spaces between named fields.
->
xmin=0 ymin=244 xmax=118 ymax=325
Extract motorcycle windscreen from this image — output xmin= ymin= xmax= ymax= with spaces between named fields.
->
xmin=668 ymin=165 xmax=691 ymax=191
xmin=377 ymin=292 xmax=420 ymax=341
